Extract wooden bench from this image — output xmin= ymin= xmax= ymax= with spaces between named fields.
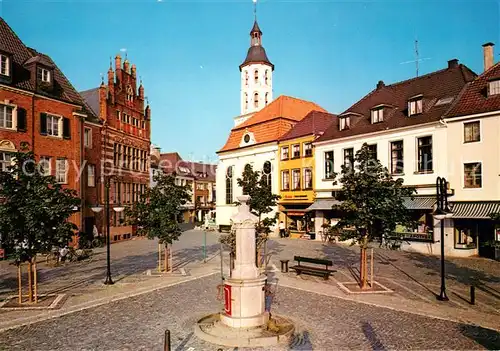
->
xmin=290 ymin=256 xmax=335 ymax=280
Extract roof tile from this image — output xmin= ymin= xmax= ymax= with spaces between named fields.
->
xmin=316 ymin=64 xmax=476 ymax=143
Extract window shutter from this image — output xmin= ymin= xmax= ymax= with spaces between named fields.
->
xmin=17 ymin=108 xmax=27 ymax=132
xmin=40 ymin=113 xmax=47 ymax=135
xmin=63 ymin=117 xmax=71 ymax=139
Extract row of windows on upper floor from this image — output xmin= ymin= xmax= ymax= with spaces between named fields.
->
xmin=113 ymin=143 xmax=149 ymax=172
xmin=280 ymin=142 xmax=313 ymax=160
xmin=116 ymin=110 xmax=146 ymax=129
xmin=0 ymin=152 xmax=98 ymax=188
xmin=243 ymin=92 xmax=270 ymax=110
xmin=322 ymin=127 xmax=483 ymax=189
xmin=243 ymin=69 xmax=271 ymax=86
xmin=0 ymin=103 xmax=74 ymax=139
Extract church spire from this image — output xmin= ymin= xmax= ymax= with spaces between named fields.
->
xmin=238 ymin=0 xmax=274 ymax=116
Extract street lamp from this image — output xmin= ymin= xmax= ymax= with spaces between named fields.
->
xmin=91 ymin=177 xmax=124 ymax=285
xmin=433 ymin=176 xmax=452 ymax=301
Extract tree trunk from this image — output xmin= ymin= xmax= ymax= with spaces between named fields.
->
xmin=17 ymin=264 xmax=22 ymax=304
xmin=33 ymin=259 xmax=38 ymax=304
xmin=359 ymin=235 xmax=369 ymax=290
xmin=27 ymin=259 xmax=33 ymax=303
xmin=164 ymin=243 xmax=169 ymax=273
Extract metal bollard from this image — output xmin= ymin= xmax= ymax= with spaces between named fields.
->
xmin=470 ymin=285 xmax=475 ymax=305
xmin=164 ymin=329 xmax=171 ymax=351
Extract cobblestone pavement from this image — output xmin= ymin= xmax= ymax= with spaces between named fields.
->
xmin=267 ymin=238 xmax=500 ymax=317
xmin=0 ymin=229 xmax=221 ymax=300
xmin=0 ymin=274 xmax=498 ymax=351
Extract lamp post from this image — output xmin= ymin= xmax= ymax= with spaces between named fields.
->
xmin=91 ymin=177 xmax=124 ymax=285
xmin=434 ymin=176 xmax=452 ymax=301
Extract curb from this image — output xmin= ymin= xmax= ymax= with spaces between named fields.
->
xmin=0 ymin=271 xmax=218 ymax=333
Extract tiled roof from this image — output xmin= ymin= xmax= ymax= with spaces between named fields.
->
xmin=446 ymin=62 xmax=500 ymax=117
xmin=219 ymin=95 xmax=326 ymax=153
xmin=237 ymin=95 xmax=326 ymax=129
xmin=279 ymin=110 xmax=337 ymax=142
xmin=159 ymin=152 xmax=216 ymax=181
xmin=0 ymin=18 xmax=86 ymax=106
xmin=80 ymin=88 xmax=100 ymax=116
xmin=316 ymin=62 xmax=476 ymax=143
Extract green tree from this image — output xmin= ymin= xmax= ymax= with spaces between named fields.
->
xmin=0 ymin=145 xmax=80 ymax=303
xmin=333 ymin=143 xmax=416 ymax=289
xmin=221 ymin=164 xmax=280 ymax=267
xmin=126 ymin=172 xmax=190 ymax=271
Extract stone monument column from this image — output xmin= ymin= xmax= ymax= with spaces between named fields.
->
xmin=220 ymin=195 xmax=268 ymax=328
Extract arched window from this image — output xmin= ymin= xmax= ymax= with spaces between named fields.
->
xmin=263 ymin=161 xmax=272 ymax=187
xmin=245 ymin=71 xmax=249 ymax=86
xmin=254 ymin=92 xmax=259 ymax=108
xmin=242 ymin=164 xmax=252 ymax=195
xmin=254 ymin=69 xmax=259 ymax=83
xmin=265 ymin=92 xmax=269 ymax=105
xmin=225 ymin=166 xmax=233 ymax=204
xmin=244 ymin=93 xmax=248 ymax=110
xmin=265 ymin=70 xmax=269 ymax=85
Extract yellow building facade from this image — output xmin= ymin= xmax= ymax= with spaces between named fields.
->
xmin=277 ymin=110 xmax=336 ymax=239
xmin=278 ymin=134 xmax=316 ymax=238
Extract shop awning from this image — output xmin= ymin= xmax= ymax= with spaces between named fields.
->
xmin=403 ymin=196 xmax=436 ymax=210
xmin=306 ymin=199 xmax=342 ymax=211
xmin=451 ymin=201 xmax=500 ymax=219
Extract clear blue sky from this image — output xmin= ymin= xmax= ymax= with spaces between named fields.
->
xmin=1 ymin=0 xmax=499 ymax=163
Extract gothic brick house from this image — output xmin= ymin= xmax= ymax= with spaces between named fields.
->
xmin=81 ymin=55 xmax=151 ymax=242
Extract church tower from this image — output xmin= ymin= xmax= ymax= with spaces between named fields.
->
xmin=239 ymin=6 xmax=274 ymax=116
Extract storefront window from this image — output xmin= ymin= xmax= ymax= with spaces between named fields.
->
xmin=454 ymin=220 xmax=477 ymax=249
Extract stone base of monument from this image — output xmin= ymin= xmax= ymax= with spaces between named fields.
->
xmin=194 ymin=313 xmax=295 ymax=347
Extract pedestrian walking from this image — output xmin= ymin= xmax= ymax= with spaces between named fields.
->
xmin=279 ymin=221 xmax=285 ymax=238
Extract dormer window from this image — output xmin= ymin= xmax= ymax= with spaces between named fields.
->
xmin=339 ymin=116 xmax=350 ymax=131
xmin=408 ymin=95 xmax=423 ymax=116
xmin=488 ymin=79 xmax=500 ymax=96
xmin=0 ymin=54 xmax=10 ymax=76
xmin=37 ymin=67 xmax=51 ymax=83
xmin=371 ymin=107 xmax=384 ymax=123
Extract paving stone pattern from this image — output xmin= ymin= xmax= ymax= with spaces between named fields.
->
xmin=268 ymin=238 xmax=500 ymax=314
xmin=0 ymin=275 xmax=498 ymax=350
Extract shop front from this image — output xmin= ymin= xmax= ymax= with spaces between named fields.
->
xmin=280 ymin=204 xmax=314 ymax=239
xmin=451 ymin=201 xmax=500 ymax=259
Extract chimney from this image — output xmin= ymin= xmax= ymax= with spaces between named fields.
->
xmin=482 ymin=42 xmax=494 ymax=72
xmin=448 ymin=59 xmax=459 ymax=69
xmin=376 ymin=80 xmax=385 ymax=89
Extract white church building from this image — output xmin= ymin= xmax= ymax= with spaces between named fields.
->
xmin=215 ymin=15 xmax=326 ymax=233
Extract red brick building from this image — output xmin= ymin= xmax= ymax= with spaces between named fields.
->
xmin=81 ymin=55 xmax=151 ymax=241
xmin=0 ymin=18 xmax=99 ymax=238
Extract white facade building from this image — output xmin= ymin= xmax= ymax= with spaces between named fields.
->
xmin=311 ymin=58 xmax=491 ymax=257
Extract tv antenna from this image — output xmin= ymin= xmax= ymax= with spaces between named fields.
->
xmin=400 ymin=39 xmax=431 ymax=77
